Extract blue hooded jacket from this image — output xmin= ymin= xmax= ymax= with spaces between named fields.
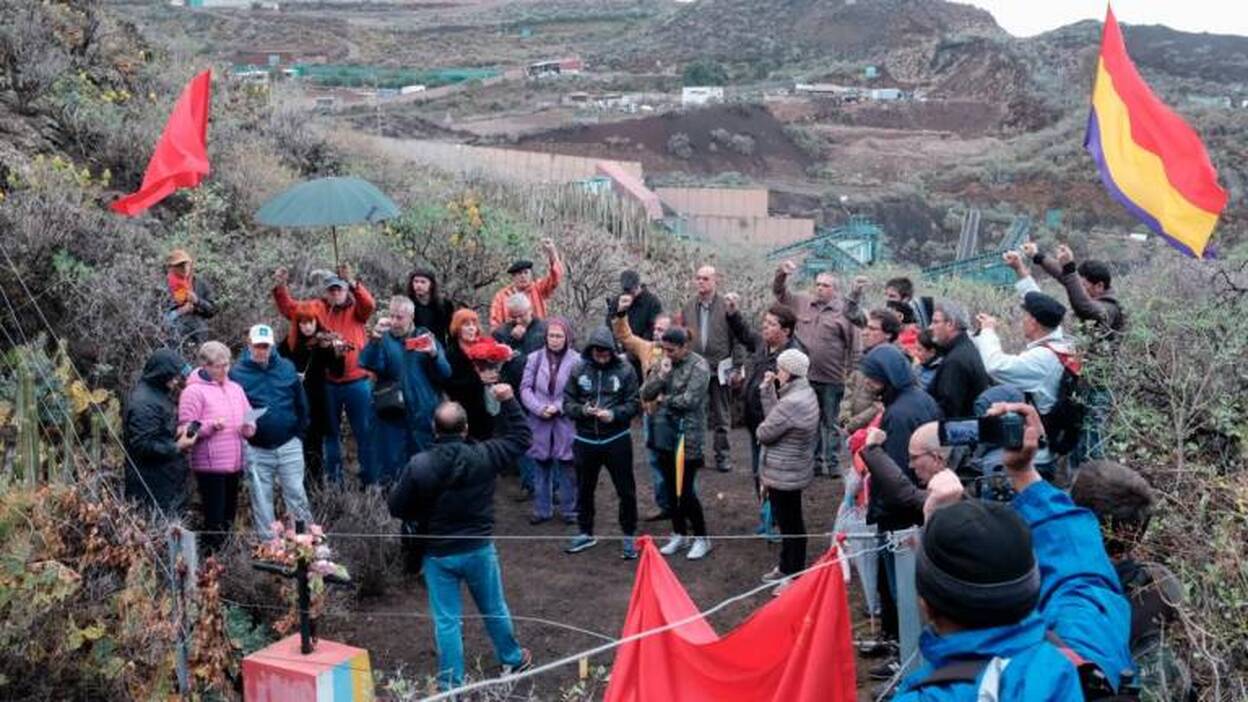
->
xmin=229 ymin=348 xmax=308 ymax=450
xmin=359 ymin=327 xmax=452 ymax=449
xmin=893 ymin=481 xmax=1134 ymax=701
xmin=860 ymin=344 xmax=942 ymax=530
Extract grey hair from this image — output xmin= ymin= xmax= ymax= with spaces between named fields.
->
xmin=197 ymin=340 xmax=231 ymax=366
xmin=934 ymin=300 xmax=970 ymax=331
xmin=388 ymin=295 xmax=415 ymax=316
xmin=505 ymin=292 xmax=532 ymax=313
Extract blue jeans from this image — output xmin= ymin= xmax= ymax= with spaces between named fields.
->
xmin=533 ymin=458 xmax=577 ymax=521
xmin=810 ymin=381 xmax=845 ymax=473
xmin=244 ymin=438 xmax=312 ymax=540
xmin=1072 ymin=386 xmax=1111 ymax=470
xmin=323 ymin=378 xmax=377 ymax=487
xmin=423 ymin=544 xmax=523 ymax=691
xmin=518 ymin=454 xmax=536 ymax=493
xmin=643 ymin=420 xmax=670 ymax=512
xmin=374 ymin=417 xmax=414 ymax=486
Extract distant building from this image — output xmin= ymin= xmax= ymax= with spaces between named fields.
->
xmin=868 ymin=88 xmax=902 ymax=101
xmin=795 ymin=83 xmax=859 ymax=98
xmin=399 ymin=84 xmax=427 ymax=95
xmin=682 ymin=86 xmax=724 ymax=107
xmin=526 ymin=57 xmax=584 ymax=79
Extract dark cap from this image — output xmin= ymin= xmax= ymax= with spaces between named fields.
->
xmin=917 ymin=500 xmax=1040 ymax=629
xmin=324 ymin=276 xmax=348 ymax=290
xmin=507 ymin=259 xmax=534 ymax=275
xmin=620 ymin=269 xmax=641 ymax=291
xmin=1021 ymin=291 xmax=1066 ymax=329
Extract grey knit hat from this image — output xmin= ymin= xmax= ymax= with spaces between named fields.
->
xmin=776 ymin=349 xmax=810 ymax=378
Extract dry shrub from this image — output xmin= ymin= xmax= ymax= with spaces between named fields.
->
xmin=311 ymin=487 xmax=403 ymax=599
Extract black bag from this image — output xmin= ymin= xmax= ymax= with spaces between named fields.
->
xmin=1036 ymin=343 xmax=1086 ymax=456
xmin=373 ymin=379 xmax=406 ymax=419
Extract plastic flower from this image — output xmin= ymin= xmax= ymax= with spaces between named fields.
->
xmin=309 ymin=524 xmax=324 ymax=538
xmin=310 ymin=559 xmax=337 ymax=576
xmin=293 ymin=534 xmax=314 ymax=547
xmin=270 ymin=520 xmax=285 ymax=536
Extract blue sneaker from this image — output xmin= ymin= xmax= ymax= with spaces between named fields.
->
xmin=565 ymin=533 xmax=598 ymax=554
xmin=621 ymin=537 xmax=638 ymax=560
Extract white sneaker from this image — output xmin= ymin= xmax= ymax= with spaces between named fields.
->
xmin=659 ymin=534 xmax=687 ymax=555
xmin=686 ymin=537 xmax=712 ymax=560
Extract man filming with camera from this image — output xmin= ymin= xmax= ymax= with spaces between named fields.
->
xmin=883 ymin=402 xmax=1134 ymax=701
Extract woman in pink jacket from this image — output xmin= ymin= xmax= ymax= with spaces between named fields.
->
xmin=179 ymin=341 xmax=255 ymax=552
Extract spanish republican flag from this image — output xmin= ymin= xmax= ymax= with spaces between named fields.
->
xmin=1084 ymin=8 xmax=1227 ymax=258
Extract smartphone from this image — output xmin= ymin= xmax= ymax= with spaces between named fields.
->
xmin=185 ymin=420 xmax=202 ymax=439
xmin=406 ymin=332 xmax=435 ymax=352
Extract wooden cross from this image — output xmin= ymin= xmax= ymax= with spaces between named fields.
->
xmin=252 ymin=521 xmax=350 ymax=654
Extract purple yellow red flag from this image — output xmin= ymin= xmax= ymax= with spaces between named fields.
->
xmin=1084 ymin=7 xmax=1227 ymax=258
xmin=675 ymin=434 xmax=686 ymax=499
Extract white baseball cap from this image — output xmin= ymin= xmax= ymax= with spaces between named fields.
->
xmin=248 ymin=324 xmax=275 ymax=346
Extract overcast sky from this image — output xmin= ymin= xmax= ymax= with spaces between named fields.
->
xmin=960 ymin=1 xmax=1248 ymax=37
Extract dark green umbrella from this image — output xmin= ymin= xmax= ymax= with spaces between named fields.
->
xmin=255 ymin=176 xmax=401 ymax=265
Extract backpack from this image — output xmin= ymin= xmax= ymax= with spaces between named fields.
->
xmin=912 ymin=631 xmax=1141 ymax=701
xmin=1036 ymin=342 xmax=1086 ymax=456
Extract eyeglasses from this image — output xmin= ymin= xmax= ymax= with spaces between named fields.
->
xmin=695 ymin=276 xmax=712 ymax=281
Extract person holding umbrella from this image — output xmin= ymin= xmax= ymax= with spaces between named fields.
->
xmin=641 ymin=327 xmax=714 ymax=561
xmin=272 ymin=264 xmax=378 ymax=488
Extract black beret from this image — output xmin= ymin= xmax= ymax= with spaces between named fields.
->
xmin=1021 ymin=291 xmax=1066 ymax=329
xmin=507 ymin=259 xmax=534 ymax=275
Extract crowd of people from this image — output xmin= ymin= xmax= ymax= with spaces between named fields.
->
xmin=121 ymin=239 xmax=1184 ymax=699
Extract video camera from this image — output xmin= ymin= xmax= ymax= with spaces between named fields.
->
xmin=937 ymin=412 xmax=1025 ymax=450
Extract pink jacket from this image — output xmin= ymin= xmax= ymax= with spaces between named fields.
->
xmin=178 ymin=368 xmax=254 ymax=474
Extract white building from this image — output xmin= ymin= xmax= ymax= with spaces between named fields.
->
xmin=682 ymin=86 xmax=724 ymax=107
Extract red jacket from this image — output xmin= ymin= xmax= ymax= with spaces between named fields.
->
xmin=273 ymin=282 xmax=376 ymax=383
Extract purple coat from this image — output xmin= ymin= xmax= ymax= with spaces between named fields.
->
xmin=519 ymin=348 xmax=576 ymax=461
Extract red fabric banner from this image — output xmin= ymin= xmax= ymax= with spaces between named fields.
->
xmin=604 ymin=536 xmax=858 ymax=702
xmin=111 ymin=70 xmax=212 ymax=216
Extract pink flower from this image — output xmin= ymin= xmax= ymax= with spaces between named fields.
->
xmin=315 ymin=545 xmax=332 ymax=559
xmin=310 ymin=559 xmax=336 ymax=576
xmin=293 ymin=534 xmax=314 ymax=547
xmin=309 ymin=524 xmax=324 ymax=537
xmin=270 ymin=521 xmax=285 ymax=536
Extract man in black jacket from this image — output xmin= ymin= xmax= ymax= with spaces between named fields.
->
xmin=123 ymin=349 xmax=194 ymax=514
xmin=387 ymin=384 xmax=533 ymax=691
xmin=927 ymin=300 xmax=992 ymax=419
xmin=605 ymin=269 xmax=663 ymax=341
xmin=563 ymin=326 xmax=641 ymax=558
xmin=493 ymin=292 xmax=548 ymax=500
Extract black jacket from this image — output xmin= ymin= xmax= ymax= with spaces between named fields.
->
xmin=444 ymin=341 xmax=493 ymax=441
xmin=388 ymin=397 xmax=532 ymax=556
xmin=123 ymin=349 xmax=189 ymax=514
xmin=861 ymin=444 xmax=926 ymax=528
xmin=166 ymin=276 xmax=217 ymax=348
xmin=860 ymin=345 xmax=942 ymax=530
xmin=928 ymin=331 xmax=991 ymax=420
xmin=606 ymin=287 xmax=663 ymax=341
xmin=493 ymin=319 xmax=548 ymax=393
xmin=735 ymin=315 xmax=806 ymax=431
xmin=564 ymin=326 xmax=640 ymax=440
xmin=407 ymin=270 xmax=454 ymax=346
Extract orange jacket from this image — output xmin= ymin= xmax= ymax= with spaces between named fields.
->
xmin=489 ymin=259 xmax=563 ymax=328
xmin=273 ymin=282 xmax=376 ymax=383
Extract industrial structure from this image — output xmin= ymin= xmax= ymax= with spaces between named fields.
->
xmin=921 ymin=210 xmax=1032 ymax=285
xmin=765 ymin=216 xmax=884 ymax=274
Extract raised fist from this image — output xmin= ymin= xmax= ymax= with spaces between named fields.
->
xmin=490 ymin=383 xmax=515 ymax=402
xmin=1021 ymin=242 xmax=1039 ymax=258
xmin=617 ymin=293 xmax=634 ymax=311
xmin=274 ymin=267 xmax=289 ymax=286
xmin=780 ymin=260 xmax=798 ymax=276
xmin=1056 ymin=244 xmax=1075 ymax=266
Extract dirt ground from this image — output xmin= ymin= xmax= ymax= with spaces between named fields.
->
xmin=327 ymin=425 xmax=881 ymax=700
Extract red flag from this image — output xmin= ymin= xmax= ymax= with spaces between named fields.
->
xmin=604 ymin=537 xmax=858 ymax=702
xmin=111 ymin=70 xmax=212 ymax=216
